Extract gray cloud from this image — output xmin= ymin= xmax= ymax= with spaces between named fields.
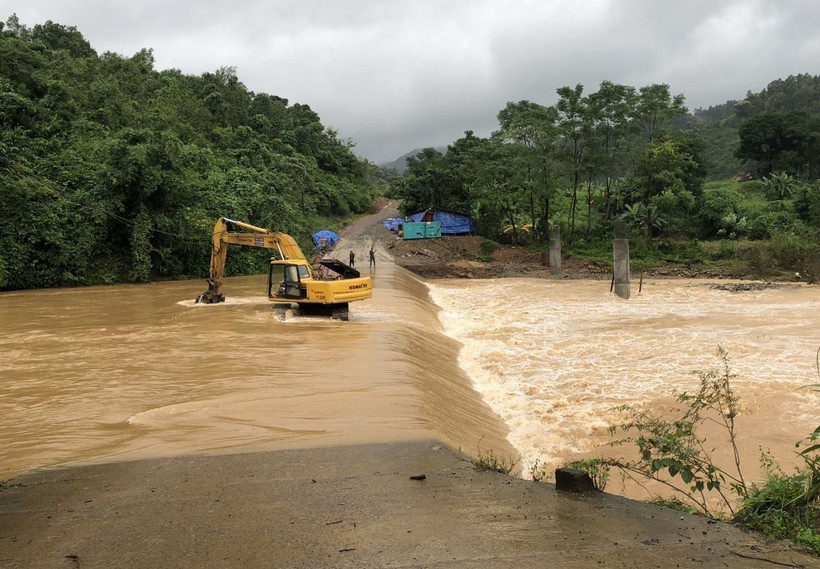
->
xmin=4 ymin=0 xmax=820 ymax=163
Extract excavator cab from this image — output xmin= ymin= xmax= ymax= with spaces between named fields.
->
xmin=268 ymin=262 xmax=309 ymax=300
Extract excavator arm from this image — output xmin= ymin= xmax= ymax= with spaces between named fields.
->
xmin=195 ymin=217 xmax=308 ymax=304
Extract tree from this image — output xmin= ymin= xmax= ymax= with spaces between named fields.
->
xmin=31 ymin=20 xmax=96 ymax=58
xmin=398 ymin=148 xmax=458 ymax=215
xmin=555 ymin=84 xmax=592 ymax=238
xmin=463 ymin=137 xmax=523 ymax=240
xmin=737 ymin=111 xmax=820 ymax=178
xmin=587 ymin=81 xmax=636 ymax=220
xmin=629 ymin=84 xmax=688 ymax=238
xmin=0 ymin=15 xmax=378 ymax=290
xmin=496 ymin=100 xmax=559 ymax=241
xmin=633 ymin=84 xmax=687 ymax=145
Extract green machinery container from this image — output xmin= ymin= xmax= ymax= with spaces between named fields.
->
xmin=403 ymin=221 xmax=442 ymax=240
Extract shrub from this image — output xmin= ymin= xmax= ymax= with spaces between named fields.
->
xmin=747 ymin=201 xmax=802 ymax=239
xmin=734 ymin=353 xmax=820 ymax=554
xmin=769 ymin=231 xmax=818 ymax=272
xmin=569 ymin=348 xmax=747 ymax=519
xmin=703 ymin=240 xmax=736 ymax=261
xmin=794 ymin=181 xmax=820 ymax=229
xmin=743 ymin=243 xmax=776 ymax=277
xmin=735 ymin=455 xmax=820 ymax=555
xmin=480 ymin=239 xmax=498 ymax=261
xmin=472 ymin=448 xmax=518 ymax=474
xmin=467 ymin=437 xmax=519 ymax=474
xmin=699 ymin=184 xmax=744 ymax=238
xmin=568 ymin=348 xmax=820 ymax=555
xmin=566 ymin=458 xmax=610 ymax=491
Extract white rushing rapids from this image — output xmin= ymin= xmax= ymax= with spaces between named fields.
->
xmin=427 ymin=278 xmax=820 ymax=478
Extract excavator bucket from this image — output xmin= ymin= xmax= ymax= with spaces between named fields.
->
xmin=195 ymin=280 xmax=225 ymax=304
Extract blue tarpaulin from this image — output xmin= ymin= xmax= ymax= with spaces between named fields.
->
xmin=406 ymin=210 xmax=475 ymax=235
xmin=312 ymin=230 xmax=340 ymax=248
xmin=382 ymin=218 xmax=404 ymax=232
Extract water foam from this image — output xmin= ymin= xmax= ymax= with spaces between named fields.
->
xmin=428 ymin=279 xmax=820 ymax=477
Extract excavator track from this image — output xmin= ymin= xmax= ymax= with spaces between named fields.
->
xmin=331 ymin=303 xmax=349 ymax=321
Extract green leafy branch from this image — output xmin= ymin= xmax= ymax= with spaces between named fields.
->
xmin=577 ymin=347 xmax=748 ymax=518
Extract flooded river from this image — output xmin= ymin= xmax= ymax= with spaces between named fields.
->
xmin=2 ymin=254 xmax=818 ymax=488
xmin=0 ymin=258 xmax=510 ymax=480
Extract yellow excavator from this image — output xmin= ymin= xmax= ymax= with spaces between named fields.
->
xmin=195 ymin=217 xmax=372 ymax=320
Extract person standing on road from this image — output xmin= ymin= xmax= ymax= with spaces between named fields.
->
xmin=369 ymin=246 xmax=376 ymax=268
xmin=349 ymin=250 xmax=355 ymax=267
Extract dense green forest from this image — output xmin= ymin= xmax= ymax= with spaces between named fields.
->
xmin=0 ymin=16 xmax=381 ymax=291
xmin=391 ymin=76 xmax=820 ymax=280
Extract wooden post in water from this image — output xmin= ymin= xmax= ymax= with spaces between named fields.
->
xmin=613 ymin=222 xmax=630 ymax=299
xmin=549 ymin=226 xmax=562 ymax=278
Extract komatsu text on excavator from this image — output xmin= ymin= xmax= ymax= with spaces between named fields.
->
xmin=195 ymin=217 xmax=372 ymax=320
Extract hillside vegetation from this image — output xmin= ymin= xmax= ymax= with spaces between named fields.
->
xmin=0 ymin=15 xmax=381 ymax=291
xmin=389 ymin=77 xmax=820 ymax=281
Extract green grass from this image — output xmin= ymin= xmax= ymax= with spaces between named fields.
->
xmin=557 ymin=233 xmax=818 ymax=281
xmin=735 ymin=463 xmax=820 ymax=555
xmin=649 ymin=496 xmax=700 ymax=515
xmin=471 ymin=449 xmax=519 ymax=474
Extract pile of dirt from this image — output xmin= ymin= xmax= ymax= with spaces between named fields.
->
xmin=385 ymin=234 xmax=611 ymax=280
xmin=386 ymin=235 xmax=496 ymax=279
xmin=382 ymin=231 xmax=785 ymax=281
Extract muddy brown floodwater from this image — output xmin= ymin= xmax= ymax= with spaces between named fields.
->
xmin=0 ymin=262 xmax=514 ymax=480
xmin=428 ymin=278 xmax=820 ymax=488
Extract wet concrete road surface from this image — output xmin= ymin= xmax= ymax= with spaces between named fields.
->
xmin=1 ymin=441 xmax=816 ymax=569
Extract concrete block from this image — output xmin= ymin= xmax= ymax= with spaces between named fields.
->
xmin=555 ymin=467 xmax=597 ymax=493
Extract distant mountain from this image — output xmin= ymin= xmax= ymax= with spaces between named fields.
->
xmin=379 ymin=147 xmax=448 ymax=173
xmin=680 ymin=73 xmax=820 ymax=179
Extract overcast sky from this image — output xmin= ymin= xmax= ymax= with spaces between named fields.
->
xmin=4 ymin=1 xmax=819 ymax=164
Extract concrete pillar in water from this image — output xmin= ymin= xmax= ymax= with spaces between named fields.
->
xmin=549 ymin=227 xmax=562 ymax=278
xmin=550 ymin=227 xmax=561 ymax=279
xmin=613 ymin=222 xmax=630 ymax=299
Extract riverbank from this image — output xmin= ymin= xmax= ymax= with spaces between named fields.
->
xmin=385 ymin=232 xmax=803 ymax=282
xmin=3 ymin=440 xmax=818 ymax=569
xmin=369 ymin=205 xmax=813 ymax=283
